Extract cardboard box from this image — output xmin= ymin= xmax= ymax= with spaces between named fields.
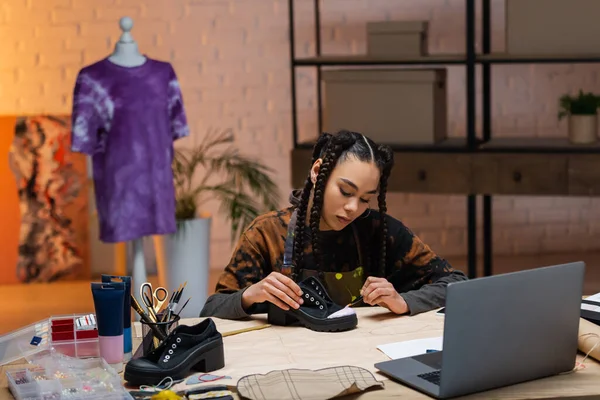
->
xmin=322 ymin=68 xmax=447 ymax=145
xmin=367 ymin=21 xmax=429 ymax=57
xmin=506 ymin=0 xmax=600 ymax=55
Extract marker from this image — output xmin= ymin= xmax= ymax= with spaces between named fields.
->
xmin=426 ymin=349 xmax=439 ymax=353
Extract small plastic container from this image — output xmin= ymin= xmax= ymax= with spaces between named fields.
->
xmin=0 ymin=319 xmax=50 ymax=366
xmin=49 ymin=314 xmax=100 ymax=359
xmin=6 ymin=356 xmax=133 ymax=400
xmin=0 ymin=313 xmax=101 ymax=367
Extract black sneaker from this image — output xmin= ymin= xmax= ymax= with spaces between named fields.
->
xmin=124 ymin=318 xmax=224 ymax=386
xmin=268 ymin=276 xmax=358 ymax=332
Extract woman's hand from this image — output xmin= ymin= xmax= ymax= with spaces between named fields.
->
xmin=242 ymin=272 xmax=304 ymax=311
xmin=361 ymin=276 xmax=409 ymax=315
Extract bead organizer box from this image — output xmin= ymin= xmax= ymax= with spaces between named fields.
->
xmin=49 ymin=314 xmax=100 ymax=359
xmin=6 ymin=356 xmax=132 ymax=400
xmin=0 ymin=314 xmax=101 ymax=367
xmin=0 ymin=320 xmax=50 ymax=366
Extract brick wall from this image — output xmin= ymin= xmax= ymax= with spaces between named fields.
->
xmin=1 ymin=0 xmax=599 ymax=274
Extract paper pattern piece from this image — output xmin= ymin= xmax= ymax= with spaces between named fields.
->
xmin=377 ymin=336 xmax=443 ymax=360
xmin=236 ymin=366 xmax=384 ymax=400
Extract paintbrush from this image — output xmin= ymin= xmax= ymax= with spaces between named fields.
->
xmin=130 ymin=295 xmax=167 ymax=341
xmin=347 ymin=295 xmax=364 ymax=307
xmin=348 ymin=271 xmax=400 ymax=307
xmin=174 ymin=297 xmax=191 ymax=317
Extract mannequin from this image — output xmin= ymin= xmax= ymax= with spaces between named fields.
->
xmin=108 ymin=17 xmax=147 ymax=67
xmin=71 ymin=16 xmax=189 ymax=321
xmin=106 ymin=16 xmax=147 ymax=316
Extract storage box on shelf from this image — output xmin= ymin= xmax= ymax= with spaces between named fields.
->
xmin=506 ymin=0 xmax=600 ymax=55
xmin=322 ymin=68 xmax=447 ymax=146
xmin=366 ymin=21 xmax=429 ymax=57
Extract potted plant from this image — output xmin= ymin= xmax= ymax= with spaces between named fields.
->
xmin=162 ymin=128 xmax=280 ymax=317
xmin=558 ymin=90 xmax=600 ymax=144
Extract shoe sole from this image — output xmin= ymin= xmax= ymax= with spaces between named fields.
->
xmin=267 ymin=303 xmax=358 ymax=332
xmin=124 ymin=337 xmax=225 ymax=386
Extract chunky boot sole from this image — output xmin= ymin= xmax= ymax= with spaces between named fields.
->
xmin=267 ymin=303 xmax=357 ymax=332
xmin=192 ymin=344 xmax=225 ymax=372
xmin=124 ymin=338 xmax=225 ymax=386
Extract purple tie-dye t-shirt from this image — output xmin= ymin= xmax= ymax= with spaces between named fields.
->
xmin=71 ymin=57 xmax=189 ymax=243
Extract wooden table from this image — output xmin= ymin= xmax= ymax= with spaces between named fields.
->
xmin=2 ymin=308 xmax=600 ymax=399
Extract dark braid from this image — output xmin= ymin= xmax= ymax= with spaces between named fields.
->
xmin=290 ymin=129 xmax=394 ymax=280
xmin=376 ymin=145 xmax=394 ymax=277
xmin=308 ymin=138 xmax=354 ymax=277
xmin=291 ymin=177 xmax=312 ymax=278
xmin=311 ymin=132 xmax=332 ymax=163
xmin=291 ymin=133 xmax=333 ymax=277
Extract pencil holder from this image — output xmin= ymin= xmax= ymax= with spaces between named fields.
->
xmin=134 ymin=313 xmax=180 ymax=359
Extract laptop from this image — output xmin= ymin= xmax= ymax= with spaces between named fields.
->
xmin=375 ymin=261 xmax=585 ymax=399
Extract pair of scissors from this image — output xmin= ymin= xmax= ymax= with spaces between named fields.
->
xmin=140 ymin=282 xmax=169 ymax=314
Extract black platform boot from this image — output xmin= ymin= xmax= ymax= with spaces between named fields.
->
xmin=124 ymin=318 xmax=225 ymax=386
xmin=268 ymin=276 xmax=358 ymax=332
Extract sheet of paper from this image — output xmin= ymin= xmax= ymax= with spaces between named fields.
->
xmin=585 ymin=292 xmax=600 ymax=303
xmin=376 ymin=336 xmax=443 ymax=360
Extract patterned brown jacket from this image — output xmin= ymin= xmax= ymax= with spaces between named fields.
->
xmin=200 ymin=190 xmax=467 ymax=319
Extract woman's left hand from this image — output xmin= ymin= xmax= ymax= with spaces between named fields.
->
xmin=361 ymin=276 xmax=408 ymax=315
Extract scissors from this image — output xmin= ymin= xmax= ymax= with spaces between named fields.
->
xmin=140 ymin=282 xmax=169 ymax=314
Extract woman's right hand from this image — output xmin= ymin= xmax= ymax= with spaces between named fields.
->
xmin=241 ymin=272 xmax=304 ymax=311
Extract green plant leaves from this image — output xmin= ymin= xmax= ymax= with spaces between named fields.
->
xmin=558 ymin=90 xmax=600 ymax=120
xmin=171 ymin=128 xmax=280 ymax=242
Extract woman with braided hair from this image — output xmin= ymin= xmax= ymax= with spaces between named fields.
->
xmin=200 ymin=130 xmax=467 ymax=321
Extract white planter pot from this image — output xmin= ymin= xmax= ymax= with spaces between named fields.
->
xmin=163 ymin=217 xmax=211 ymax=318
xmin=568 ymin=114 xmax=597 ymax=144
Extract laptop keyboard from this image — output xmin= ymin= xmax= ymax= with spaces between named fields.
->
xmin=418 ymin=370 xmax=441 ymax=386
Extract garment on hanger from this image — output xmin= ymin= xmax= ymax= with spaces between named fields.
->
xmin=71 ymin=57 xmax=189 ymax=243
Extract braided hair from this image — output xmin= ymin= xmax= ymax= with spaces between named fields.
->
xmin=291 ymin=130 xmax=394 ymax=280
xmin=291 ymin=133 xmax=332 ymax=278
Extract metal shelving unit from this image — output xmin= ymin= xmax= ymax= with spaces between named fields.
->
xmin=287 ymin=0 xmax=600 ymax=280
xmin=478 ymin=0 xmax=600 ymax=278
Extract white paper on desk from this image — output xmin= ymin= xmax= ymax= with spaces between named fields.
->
xmin=585 ymin=292 xmax=600 ymax=303
xmin=377 ymin=336 xmax=443 ymax=360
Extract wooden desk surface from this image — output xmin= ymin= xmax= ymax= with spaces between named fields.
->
xmin=2 ymin=308 xmax=600 ymax=400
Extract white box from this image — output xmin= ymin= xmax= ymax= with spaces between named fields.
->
xmin=367 ymin=21 xmax=428 ymax=57
xmin=322 ymin=68 xmax=447 ymax=145
xmin=506 ymin=0 xmax=600 ymax=55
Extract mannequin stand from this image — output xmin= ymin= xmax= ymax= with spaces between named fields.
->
xmin=117 ymin=236 xmax=167 ymax=321
xmin=130 ymin=238 xmax=147 ymax=321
